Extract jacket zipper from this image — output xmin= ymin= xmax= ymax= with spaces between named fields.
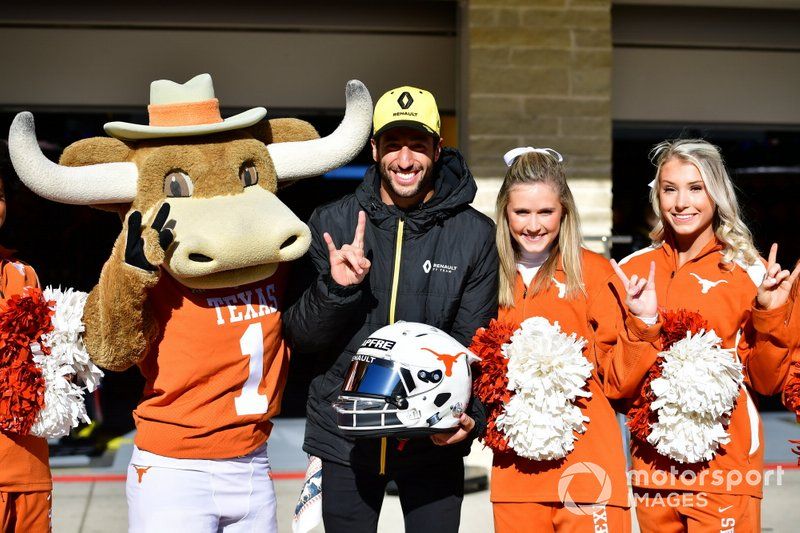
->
xmin=381 ymin=217 xmax=405 ymax=475
xmin=666 ymin=244 xmax=713 ymax=305
xmin=521 ymin=284 xmax=528 ymax=318
xmin=665 ymin=270 xmax=676 ymax=302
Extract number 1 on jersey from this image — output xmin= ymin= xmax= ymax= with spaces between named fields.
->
xmin=234 ymin=322 xmax=269 ymax=416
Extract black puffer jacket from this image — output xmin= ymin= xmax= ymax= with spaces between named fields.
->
xmin=284 ymin=148 xmax=498 ymax=471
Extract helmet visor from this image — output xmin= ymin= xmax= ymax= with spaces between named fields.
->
xmin=342 ymin=358 xmax=406 ymax=398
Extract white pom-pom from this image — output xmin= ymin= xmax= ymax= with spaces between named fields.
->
xmin=647 ymin=329 xmax=743 ymax=463
xmin=29 ymin=287 xmax=103 ymax=439
xmin=495 ymin=317 xmax=592 ymax=460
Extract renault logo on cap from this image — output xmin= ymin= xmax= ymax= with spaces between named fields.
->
xmin=397 ymin=91 xmax=414 ymax=109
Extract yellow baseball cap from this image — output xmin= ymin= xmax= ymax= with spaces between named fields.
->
xmin=373 ymin=86 xmax=440 ymax=139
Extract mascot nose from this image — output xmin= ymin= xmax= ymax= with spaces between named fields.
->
xmin=280 ymin=235 xmax=298 ymax=250
xmin=188 ymin=253 xmax=213 ymax=263
xmin=276 ymin=224 xmax=310 ymax=261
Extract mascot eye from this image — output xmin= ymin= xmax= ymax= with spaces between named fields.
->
xmin=239 ymin=163 xmax=259 ymax=187
xmin=164 ymin=170 xmax=194 ymax=198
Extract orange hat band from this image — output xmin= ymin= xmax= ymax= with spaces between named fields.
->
xmin=148 ymin=98 xmax=223 ymax=127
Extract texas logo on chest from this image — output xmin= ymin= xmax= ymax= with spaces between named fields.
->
xmin=205 ymin=283 xmax=280 ymax=326
xmin=689 ymin=273 xmax=728 ymax=294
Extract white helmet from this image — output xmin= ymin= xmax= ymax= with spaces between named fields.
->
xmin=334 ymin=321 xmax=479 ymax=438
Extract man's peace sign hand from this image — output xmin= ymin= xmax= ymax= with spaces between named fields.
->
xmin=610 ymin=259 xmax=659 ymax=320
xmin=756 ymin=243 xmax=800 ymax=310
xmin=325 ymin=211 xmax=371 ymax=287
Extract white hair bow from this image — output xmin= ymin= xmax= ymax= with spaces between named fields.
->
xmin=503 ymin=147 xmax=564 ymax=167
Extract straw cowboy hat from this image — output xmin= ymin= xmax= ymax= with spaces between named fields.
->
xmin=104 ymin=73 xmax=266 ymax=140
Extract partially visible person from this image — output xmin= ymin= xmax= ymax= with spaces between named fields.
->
xmin=780 ymin=268 xmax=800 ymax=455
xmin=612 ymin=139 xmax=798 ymax=533
xmin=488 ymin=146 xmax=660 ymax=533
xmin=284 ymin=86 xmax=497 ymax=533
xmin=0 ymin=144 xmax=52 ymax=533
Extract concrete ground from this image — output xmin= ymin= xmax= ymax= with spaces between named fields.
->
xmin=49 ymin=467 xmax=800 ymax=532
xmin=50 ymin=414 xmax=800 ymax=532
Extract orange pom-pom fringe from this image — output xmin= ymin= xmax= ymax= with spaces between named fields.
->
xmin=0 ymin=288 xmax=53 ymax=435
xmin=470 ymin=319 xmax=518 ymax=453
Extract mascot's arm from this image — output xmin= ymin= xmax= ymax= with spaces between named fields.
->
xmin=84 ymin=206 xmax=173 ymax=371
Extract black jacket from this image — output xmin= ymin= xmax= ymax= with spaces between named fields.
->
xmin=284 ymin=148 xmax=498 ymax=471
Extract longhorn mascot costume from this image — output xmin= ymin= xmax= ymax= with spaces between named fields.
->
xmin=9 ymin=74 xmax=372 ymax=532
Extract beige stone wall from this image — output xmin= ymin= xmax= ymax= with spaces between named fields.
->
xmin=466 ymin=0 xmax=613 ymax=253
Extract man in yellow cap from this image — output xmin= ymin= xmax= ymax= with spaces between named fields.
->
xmin=369 ymin=86 xmax=443 ymax=208
xmin=285 ymin=86 xmax=498 ymax=533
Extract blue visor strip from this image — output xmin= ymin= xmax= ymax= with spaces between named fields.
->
xmin=357 ymin=364 xmax=401 ymax=397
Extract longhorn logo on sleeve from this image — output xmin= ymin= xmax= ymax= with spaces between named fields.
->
xmin=690 ymin=273 xmax=728 ymax=294
xmin=421 ymin=348 xmax=465 ymax=376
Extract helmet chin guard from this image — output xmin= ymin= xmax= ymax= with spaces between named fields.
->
xmin=334 ymin=321 xmax=478 ymax=438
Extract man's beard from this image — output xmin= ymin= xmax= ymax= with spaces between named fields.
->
xmin=379 ymin=166 xmax=434 ymax=199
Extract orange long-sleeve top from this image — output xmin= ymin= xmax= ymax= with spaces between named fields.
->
xmin=784 ymin=350 xmax=800 ymax=420
xmin=133 ymin=266 xmax=290 ymax=459
xmin=0 ymin=256 xmax=52 ymax=492
xmin=781 ymin=282 xmax=800 ymax=419
xmin=613 ymin=238 xmax=793 ymax=498
xmin=491 ymin=249 xmax=660 ymax=508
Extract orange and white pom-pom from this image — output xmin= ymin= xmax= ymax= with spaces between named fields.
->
xmin=628 ymin=309 xmax=742 ymax=464
xmin=0 ymin=287 xmax=102 ymax=439
xmin=648 ymin=328 xmax=743 ymax=464
xmin=471 ymin=317 xmax=591 ymax=460
xmin=496 ymin=317 xmax=591 ymax=460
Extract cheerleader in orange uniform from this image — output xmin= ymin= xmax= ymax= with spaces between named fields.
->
xmin=485 ymin=147 xmax=662 ymax=533
xmin=611 ymin=139 xmax=798 ymax=533
xmin=0 ymin=169 xmax=51 ymax=533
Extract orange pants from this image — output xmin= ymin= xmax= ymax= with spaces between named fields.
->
xmin=0 ymin=490 xmax=51 ymax=533
xmin=633 ymin=489 xmax=760 ymax=533
xmin=493 ymin=502 xmax=631 ymax=533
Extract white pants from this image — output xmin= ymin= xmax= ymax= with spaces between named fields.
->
xmin=126 ymin=444 xmax=277 ymax=533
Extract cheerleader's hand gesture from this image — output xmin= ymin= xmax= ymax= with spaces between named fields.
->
xmin=611 ymin=260 xmax=658 ymax=321
xmin=756 ymin=243 xmax=800 ymax=310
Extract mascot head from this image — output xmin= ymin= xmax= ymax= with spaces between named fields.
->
xmin=9 ymin=73 xmax=371 ymax=289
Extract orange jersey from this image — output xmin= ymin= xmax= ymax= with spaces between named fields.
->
xmin=615 ymin=238 xmax=793 ymax=497
xmin=491 ymin=249 xmax=660 ymax=508
xmin=133 ymin=266 xmax=290 ymax=459
xmin=0 ymin=257 xmax=51 ymax=492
